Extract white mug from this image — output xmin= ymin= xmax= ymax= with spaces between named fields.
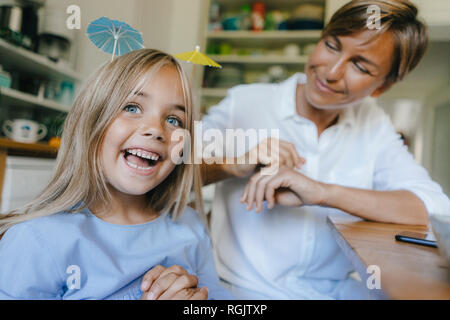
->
xmin=2 ymin=119 xmax=47 ymax=143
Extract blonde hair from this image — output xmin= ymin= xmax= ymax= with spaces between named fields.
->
xmin=0 ymin=49 xmax=204 ymax=236
xmin=323 ymin=0 xmax=428 ymax=87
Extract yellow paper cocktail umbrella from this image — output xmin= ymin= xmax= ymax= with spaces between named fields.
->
xmin=174 ymin=45 xmax=222 ymax=68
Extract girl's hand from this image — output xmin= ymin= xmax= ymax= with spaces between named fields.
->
xmin=240 ymin=166 xmax=328 ymax=212
xmin=165 ymin=287 xmax=209 ymax=300
xmin=140 ymin=265 xmax=208 ymax=300
xmin=227 ymin=138 xmax=306 ymax=178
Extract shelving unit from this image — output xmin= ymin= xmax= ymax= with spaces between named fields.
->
xmin=0 ymin=38 xmax=82 ymax=83
xmin=198 ymin=0 xmax=325 ymax=113
xmin=209 ymin=54 xmax=309 ymax=64
xmin=207 ymin=29 xmax=321 ymax=40
xmin=0 ymin=34 xmax=81 ymax=141
xmin=0 ymin=87 xmax=70 ymax=113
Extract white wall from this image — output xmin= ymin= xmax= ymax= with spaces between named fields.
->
xmin=140 ymin=0 xmax=205 ymax=77
xmin=73 ymin=0 xmax=144 ymax=78
xmin=140 ymin=0 xmax=204 ymax=54
xmin=57 ymin=0 xmax=204 ymax=80
xmin=45 ymin=0 xmax=145 ymax=79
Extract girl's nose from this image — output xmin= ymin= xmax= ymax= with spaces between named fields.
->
xmin=140 ymin=122 xmax=165 ymax=142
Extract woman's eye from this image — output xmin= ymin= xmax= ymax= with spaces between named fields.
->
xmin=167 ymin=117 xmax=182 ymax=127
xmin=354 ymin=61 xmax=370 ymax=75
xmin=124 ymin=104 xmax=141 ymax=114
xmin=325 ymin=40 xmax=338 ymax=51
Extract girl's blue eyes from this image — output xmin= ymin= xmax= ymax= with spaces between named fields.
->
xmin=124 ymin=104 xmax=141 ymax=113
xmin=167 ymin=117 xmax=182 ymax=127
xmin=123 ymin=104 xmax=183 ymax=127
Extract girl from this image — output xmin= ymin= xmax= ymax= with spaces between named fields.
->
xmin=0 ymin=49 xmax=232 ymax=300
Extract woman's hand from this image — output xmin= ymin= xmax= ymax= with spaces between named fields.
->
xmin=240 ymin=166 xmax=328 ymax=212
xmin=140 ymin=265 xmax=208 ymax=300
xmin=226 ymin=138 xmax=306 ymax=178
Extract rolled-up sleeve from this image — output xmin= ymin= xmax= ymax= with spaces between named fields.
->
xmin=373 ymin=114 xmax=450 ymax=216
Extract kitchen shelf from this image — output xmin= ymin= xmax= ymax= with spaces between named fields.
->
xmin=207 ymin=30 xmax=322 ymax=47
xmin=209 ymin=54 xmax=309 ymax=64
xmin=0 ymin=38 xmax=82 ymax=83
xmin=0 ymin=87 xmax=70 ymax=113
xmin=207 ymin=30 xmax=322 ymax=40
xmin=0 ymin=137 xmax=58 ymax=158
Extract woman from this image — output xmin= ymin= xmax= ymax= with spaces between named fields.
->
xmin=200 ymin=0 xmax=450 ymax=299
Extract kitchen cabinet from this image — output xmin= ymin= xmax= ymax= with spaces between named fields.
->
xmin=1 ymin=155 xmax=56 ymax=212
xmin=0 ymin=138 xmax=57 ymax=212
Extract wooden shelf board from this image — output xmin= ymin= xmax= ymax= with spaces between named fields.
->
xmin=209 ymin=54 xmax=309 ymax=64
xmin=0 ymin=87 xmax=70 ymax=113
xmin=0 ymin=38 xmax=82 ymax=83
xmin=207 ymin=30 xmax=322 ymax=40
xmin=0 ymin=137 xmax=58 ymax=155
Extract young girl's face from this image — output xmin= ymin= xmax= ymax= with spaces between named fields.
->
xmin=100 ymin=65 xmax=187 ymax=197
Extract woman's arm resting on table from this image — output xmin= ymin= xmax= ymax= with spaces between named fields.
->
xmin=241 ymin=166 xmax=429 ymax=226
xmin=325 ymin=184 xmax=428 ymax=226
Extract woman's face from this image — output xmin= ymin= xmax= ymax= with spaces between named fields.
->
xmin=100 ymin=65 xmax=187 ymax=197
xmin=304 ymin=30 xmax=395 ymax=110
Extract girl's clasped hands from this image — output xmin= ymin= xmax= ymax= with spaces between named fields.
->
xmin=140 ymin=265 xmax=208 ymax=300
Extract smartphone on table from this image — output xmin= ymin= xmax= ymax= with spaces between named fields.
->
xmin=395 ymin=231 xmax=438 ymax=248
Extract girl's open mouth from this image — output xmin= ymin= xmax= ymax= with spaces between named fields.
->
xmin=122 ymin=148 xmax=161 ymax=173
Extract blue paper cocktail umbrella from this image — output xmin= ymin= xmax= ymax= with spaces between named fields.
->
xmin=87 ymin=17 xmax=144 ymax=61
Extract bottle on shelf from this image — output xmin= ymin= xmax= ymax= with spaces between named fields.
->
xmin=251 ymin=2 xmax=266 ymax=31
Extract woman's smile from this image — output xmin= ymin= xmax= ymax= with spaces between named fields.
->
xmin=313 ymin=72 xmax=345 ymax=95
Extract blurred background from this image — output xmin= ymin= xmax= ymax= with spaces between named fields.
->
xmin=0 ymin=0 xmax=448 ymax=213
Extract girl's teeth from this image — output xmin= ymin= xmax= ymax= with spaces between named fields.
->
xmin=126 ymin=149 xmax=159 ymax=161
xmin=126 ymin=160 xmax=153 ymax=170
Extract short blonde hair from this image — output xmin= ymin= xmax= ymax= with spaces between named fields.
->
xmin=0 ymin=49 xmax=202 ymax=236
xmin=322 ymin=0 xmax=428 ymax=86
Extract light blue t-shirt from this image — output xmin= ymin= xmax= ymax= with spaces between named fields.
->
xmin=0 ymin=205 xmax=234 ymax=300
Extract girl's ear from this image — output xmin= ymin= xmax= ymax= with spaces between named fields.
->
xmin=371 ymin=81 xmax=394 ymax=98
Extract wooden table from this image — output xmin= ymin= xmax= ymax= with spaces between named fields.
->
xmin=327 ymin=214 xmax=450 ymax=300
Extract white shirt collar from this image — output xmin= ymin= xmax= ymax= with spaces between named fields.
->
xmin=278 ymin=73 xmax=356 ymax=128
